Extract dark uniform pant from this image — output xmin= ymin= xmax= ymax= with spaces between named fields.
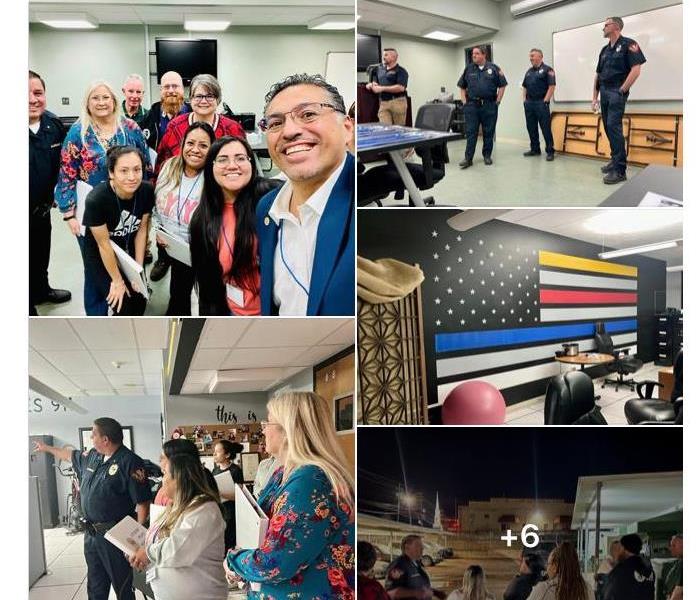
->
xmin=77 ymin=236 xmax=109 ymax=316
xmin=600 ymin=86 xmax=628 ymax=174
xmin=524 ymin=100 xmax=554 ymax=154
xmin=84 ymin=531 xmax=135 ymax=600
xmin=167 ymin=259 xmax=195 ymax=316
xmin=463 ymin=101 xmax=498 ymax=160
xmin=29 ymin=210 xmax=52 ymax=305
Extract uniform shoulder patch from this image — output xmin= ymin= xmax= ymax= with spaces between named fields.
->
xmin=498 ymin=69 xmax=504 ymax=76
xmin=548 ymin=69 xmax=555 ymax=75
xmin=629 ymin=43 xmax=640 ymax=53
xmin=108 ymin=464 xmax=119 ymax=476
xmin=388 ymin=568 xmax=404 ymax=580
xmin=131 ymin=467 xmax=147 ymax=483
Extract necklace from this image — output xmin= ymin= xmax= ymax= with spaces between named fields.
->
xmin=94 ymin=121 xmax=117 ymax=151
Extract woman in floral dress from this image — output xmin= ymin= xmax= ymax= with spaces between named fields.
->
xmin=224 ymin=391 xmax=355 ymax=599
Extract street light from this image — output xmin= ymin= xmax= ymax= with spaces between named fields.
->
xmin=397 ymin=491 xmax=417 ymax=525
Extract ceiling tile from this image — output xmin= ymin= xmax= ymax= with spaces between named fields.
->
xmin=198 ymin=319 xmax=252 ymax=348
xmin=68 ymin=373 xmax=112 ymax=390
xmin=71 ymin=320 xmax=137 ymax=350
xmin=91 ymin=350 xmax=141 ymax=374
xmin=318 ymin=319 xmax=355 ymax=346
xmin=139 ymin=349 xmax=165 ymax=374
xmin=38 ymin=350 xmax=101 ymax=376
xmin=106 ymin=373 xmax=146 ymax=386
xmin=296 ymin=343 xmax=351 ymax=367
xmin=238 ymin=318 xmax=350 ymax=348
xmin=185 ymin=370 xmax=217 ymax=384
xmin=190 ymin=347 xmax=228 ymax=370
xmin=134 ymin=319 xmax=170 ymax=349
xmin=219 ymin=346 xmax=308 ymax=370
xmin=29 ymin=319 xmax=84 ymax=350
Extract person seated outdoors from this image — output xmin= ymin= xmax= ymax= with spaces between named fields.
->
xmin=504 ymin=551 xmax=545 ymax=600
xmin=447 ymin=565 xmax=494 ymax=600
xmin=256 ymin=74 xmax=354 ymax=316
xmin=358 ymin=541 xmax=390 ymax=600
xmin=129 ymin=453 xmax=227 ymax=600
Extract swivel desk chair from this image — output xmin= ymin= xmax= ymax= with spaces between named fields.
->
xmin=594 ymin=321 xmax=643 ymax=392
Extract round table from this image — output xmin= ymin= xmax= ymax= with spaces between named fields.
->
xmin=555 ymin=353 xmax=615 ymax=371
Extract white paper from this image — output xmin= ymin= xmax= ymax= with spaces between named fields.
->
xmin=214 ymin=471 xmax=237 ymax=498
xmin=234 ymin=484 xmax=269 ymax=549
xmin=104 ymin=515 xmax=147 ymax=557
xmin=638 ymin=191 xmax=683 ymax=207
xmin=76 ymin=181 xmax=93 ymax=236
xmin=110 ymin=241 xmax=149 ymax=298
xmin=226 ymin=283 xmax=245 ymax=306
xmin=150 ymin=504 xmax=166 ymax=524
xmin=148 ymin=148 xmax=158 ymax=168
xmin=156 ymin=228 xmax=191 ymax=266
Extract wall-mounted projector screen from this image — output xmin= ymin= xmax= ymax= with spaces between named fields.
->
xmin=553 ymin=4 xmax=682 ymax=102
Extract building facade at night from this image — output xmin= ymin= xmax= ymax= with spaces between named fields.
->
xmin=458 ymin=497 xmax=573 ymax=534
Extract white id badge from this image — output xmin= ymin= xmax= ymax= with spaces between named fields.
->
xmin=226 ymin=283 xmax=245 ymax=306
xmin=146 ymin=567 xmax=158 ymax=583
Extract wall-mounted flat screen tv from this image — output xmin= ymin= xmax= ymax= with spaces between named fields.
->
xmin=156 ymin=39 xmax=217 ymax=86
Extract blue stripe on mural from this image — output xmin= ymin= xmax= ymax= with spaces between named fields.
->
xmin=435 ymin=319 xmax=637 ymax=354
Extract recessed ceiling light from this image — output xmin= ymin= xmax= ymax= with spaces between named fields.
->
xmin=37 ymin=12 xmax=98 ymax=29
xmin=423 ymin=29 xmax=462 ymax=41
xmin=308 ymin=14 xmax=355 ymax=30
xmin=184 ymin=15 xmax=231 ymax=31
xmin=598 ymin=239 xmax=681 ymax=259
xmin=583 ymin=210 xmax=682 ymax=234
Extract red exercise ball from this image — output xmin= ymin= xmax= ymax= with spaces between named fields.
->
xmin=441 ymin=380 xmax=506 ymax=425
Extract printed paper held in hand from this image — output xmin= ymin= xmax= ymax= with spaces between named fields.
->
xmin=157 ymin=228 xmax=191 ymax=267
xmin=234 ymin=484 xmax=269 ymax=549
xmin=110 ymin=241 xmax=149 ymax=299
xmin=104 ymin=516 xmax=147 ymax=557
xmin=215 ymin=471 xmax=237 ymax=499
xmin=76 ymin=181 xmax=93 ymax=236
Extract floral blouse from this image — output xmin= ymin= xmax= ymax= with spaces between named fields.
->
xmin=227 ymin=464 xmax=355 ymax=599
xmin=54 ymin=117 xmax=152 ymax=217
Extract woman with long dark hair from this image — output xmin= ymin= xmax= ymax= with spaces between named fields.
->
xmin=504 ymin=552 xmax=545 ymax=600
xmin=153 ymin=438 xmax=216 ymax=506
xmin=129 ymin=453 xmax=227 ymax=600
xmin=527 ymin=543 xmax=594 ymax=600
xmin=189 ymin=136 xmax=281 ymax=315
xmin=154 ymin=121 xmax=215 ymax=315
xmin=211 ymin=439 xmax=244 ymax=551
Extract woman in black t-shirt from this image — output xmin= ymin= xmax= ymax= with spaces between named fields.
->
xmin=211 ymin=439 xmax=244 ymax=551
xmin=83 ymin=145 xmax=154 ymax=315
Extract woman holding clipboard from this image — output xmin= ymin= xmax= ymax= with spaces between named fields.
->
xmin=211 ymin=440 xmax=244 ymax=552
xmin=82 ymin=145 xmax=153 ymax=315
xmin=154 ymin=121 xmax=215 ymax=315
xmin=189 ymin=136 xmax=281 ymax=315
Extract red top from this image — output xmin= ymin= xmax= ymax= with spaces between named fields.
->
xmin=155 ymin=112 xmax=245 ymax=175
xmin=358 ymin=575 xmax=390 ymax=600
xmin=153 ymin=486 xmax=171 ymax=506
xmin=219 ymin=202 xmax=261 ymax=315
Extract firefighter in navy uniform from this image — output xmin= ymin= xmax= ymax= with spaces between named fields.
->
xmin=593 ymin=16 xmax=646 ymax=184
xmin=33 ymin=418 xmax=151 ymax=600
xmin=29 ymin=70 xmax=71 ymax=315
xmin=385 ymin=535 xmax=447 ymax=599
xmin=521 ymin=48 xmax=556 ymax=161
xmin=457 ymin=45 xmax=508 ymax=169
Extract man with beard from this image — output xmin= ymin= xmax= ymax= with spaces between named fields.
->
xmin=141 ymin=71 xmax=191 ymax=281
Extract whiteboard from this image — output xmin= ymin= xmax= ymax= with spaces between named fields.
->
xmin=553 ymin=4 xmax=682 ymax=102
xmin=325 ymin=51 xmax=356 ymax=112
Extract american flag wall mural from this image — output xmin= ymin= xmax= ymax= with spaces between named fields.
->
xmin=426 ymin=227 xmax=640 ymax=407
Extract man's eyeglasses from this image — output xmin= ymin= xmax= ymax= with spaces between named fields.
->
xmin=192 ymin=93 xmax=217 ymax=103
xmin=259 ymin=102 xmax=344 ymax=133
xmin=214 ymin=154 xmax=251 ymax=167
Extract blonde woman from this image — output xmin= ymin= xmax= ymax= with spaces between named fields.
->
xmin=54 ymin=80 xmax=152 ymax=315
xmin=129 ymin=453 xmax=227 ymax=600
xmin=447 ymin=565 xmax=494 ymax=600
xmin=224 ymin=392 xmax=355 ymax=598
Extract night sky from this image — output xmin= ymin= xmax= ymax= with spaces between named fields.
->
xmin=358 ymin=428 xmax=683 ymax=519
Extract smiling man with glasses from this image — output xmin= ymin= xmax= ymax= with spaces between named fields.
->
xmin=256 ymin=73 xmax=354 ymax=316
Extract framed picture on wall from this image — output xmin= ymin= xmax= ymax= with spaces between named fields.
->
xmin=334 ymin=392 xmax=354 ymax=434
xmin=79 ymin=426 xmax=134 ymax=452
xmin=241 ymin=452 xmax=260 ymax=483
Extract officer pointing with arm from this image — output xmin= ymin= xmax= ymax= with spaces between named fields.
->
xmin=592 ymin=16 xmax=646 ymax=184
xmin=385 ymin=535 xmax=447 ymax=599
xmin=521 ymin=48 xmax=556 ymax=161
xmin=34 ymin=417 xmax=151 ymax=600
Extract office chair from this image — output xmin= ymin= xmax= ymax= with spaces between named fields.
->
xmin=358 ymin=103 xmax=454 ymax=207
xmin=624 ymin=349 xmax=683 ymax=424
xmin=594 ymin=322 xmax=643 ymax=392
xmin=544 ymin=371 xmax=608 ymax=425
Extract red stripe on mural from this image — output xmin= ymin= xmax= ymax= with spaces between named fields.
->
xmin=539 ymin=289 xmax=638 ymax=305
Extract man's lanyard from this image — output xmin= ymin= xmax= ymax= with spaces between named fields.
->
xmin=279 ymin=220 xmax=310 ymax=297
xmin=176 ymin=172 xmax=201 ymax=224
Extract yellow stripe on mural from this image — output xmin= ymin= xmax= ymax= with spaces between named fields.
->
xmin=539 ymin=250 xmax=637 ymax=278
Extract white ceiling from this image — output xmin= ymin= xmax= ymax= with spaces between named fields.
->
xmin=358 ymin=0 xmax=495 ymax=43
xmin=29 ymin=0 xmax=354 ymax=27
xmin=182 ymin=318 xmax=354 ymax=394
xmin=29 ymin=319 xmax=169 ymax=398
xmin=498 ymin=209 xmax=683 ymax=266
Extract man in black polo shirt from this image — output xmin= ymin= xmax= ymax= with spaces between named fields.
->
xmin=592 ymin=16 xmax=646 ymax=184
xmin=521 ymin=48 xmax=556 ymax=161
xmin=366 ymin=48 xmax=409 ymax=125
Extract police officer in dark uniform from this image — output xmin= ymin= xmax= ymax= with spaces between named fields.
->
xmin=593 ymin=16 xmax=646 ymax=184
xmin=366 ymin=48 xmax=409 ymax=125
xmin=457 ymin=45 xmax=508 ymax=169
xmin=29 ymin=70 xmax=71 ymax=315
xmin=34 ymin=417 xmax=151 ymax=600
xmin=521 ymin=48 xmax=556 ymax=161
xmin=385 ymin=535 xmax=447 ymax=599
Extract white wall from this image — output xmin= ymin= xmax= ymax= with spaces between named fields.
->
xmin=164 ymin=392 xmax=268 ymax=433
xmin=29 ymin=24 xmax=354 ymax=119
xmin=267 ymin=367 xmax=314 ymax=399
xmin=667 ymin=271 xmax=683 ymax=309
xmin=28 ymin=392 xmax=162 ymax=521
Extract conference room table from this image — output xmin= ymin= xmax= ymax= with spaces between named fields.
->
xmin=357 ymin=123 xmax=462 ymax=207
xmin=599 ymin=164 xmax=682 ymax=207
